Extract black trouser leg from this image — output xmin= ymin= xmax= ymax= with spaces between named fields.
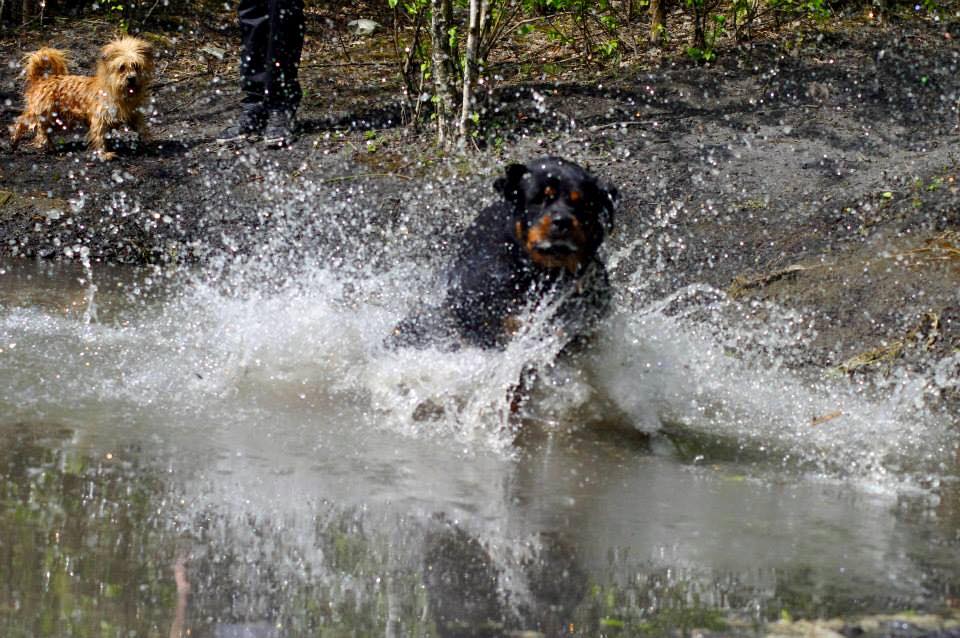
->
xmin=265 ymin=0 xmax=304 ymax=111
xmin=238 ymin=0 xmax=305 ymax=113
xmin=238 ymin=0 xmax=269 ymax=112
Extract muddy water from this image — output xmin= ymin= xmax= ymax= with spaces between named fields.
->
xmin=2 ymin=256 xmax=959 ymax=638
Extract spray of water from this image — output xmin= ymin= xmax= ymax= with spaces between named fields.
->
xmin=1 ymin=161 xmax=955 ymax=485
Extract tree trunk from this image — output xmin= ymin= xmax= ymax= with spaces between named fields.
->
xmin=649 ymin=0 xmax=667 ymax=45
xmin=21 ymin=0 xmax=37 ymax=24
xmin=693 ymin=2 xmax=706 ymax=51
xmin=393 ymin=4 xmax=427 ymax=126
xmin=458 ymin=0 xmax=483 ymax=138
xmin=429 ymin=0 xmax=458 ymax=144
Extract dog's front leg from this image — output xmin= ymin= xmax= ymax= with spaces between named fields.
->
xmin=9 ymin=116 xmax=31 ymax=149
xmin=131 ymin=110 xmax=151 ymax=145
xmin=87 ymin=116 xmax=116 ymax=161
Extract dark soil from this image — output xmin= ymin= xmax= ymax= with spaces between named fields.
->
xmin=1 ymin=10 xmax=959 ymax=394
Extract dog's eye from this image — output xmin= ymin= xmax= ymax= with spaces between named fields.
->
xmin=118 ymin=63 xmax=126 ymax=72
xmin=543 ymin=186 xmax=557 ymax=199
xmin=569 ymin=191 xmax=581 ymax=203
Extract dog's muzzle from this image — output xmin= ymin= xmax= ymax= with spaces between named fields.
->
xmin=531 ymin=211 xmax=581 ymax=255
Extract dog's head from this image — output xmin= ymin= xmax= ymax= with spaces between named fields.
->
xmin=97 ymin=37 xmax=154 ymax=103
xmin=495 ymin=157 xmax=618 ymax=273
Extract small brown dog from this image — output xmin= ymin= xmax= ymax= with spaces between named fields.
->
xmin=10 ymin=37 xmax=154 ymax=160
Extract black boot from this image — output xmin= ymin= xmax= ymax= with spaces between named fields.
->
xmin=216 ymin=106 xmax=266 ymax=144
xmin=263 ymin=109 xmax=297 ymax=148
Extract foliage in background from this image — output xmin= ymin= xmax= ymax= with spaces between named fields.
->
xmin=520 ymin=0 xmax=627 ymax=64
xmin=384 ymin=0 xmax=842 ymax=141
xmin=0 ymin=0 xmax=222 ymax=30
xmin=684 ymin=0 xmax=726 ymax=61
xmin=2 ymin=0 xmax=953 ymax=141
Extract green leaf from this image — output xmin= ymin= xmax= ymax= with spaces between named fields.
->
xmin=600 ymin=617 xmax=625 ymax=628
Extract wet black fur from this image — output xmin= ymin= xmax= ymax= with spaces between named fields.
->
xmin=388 ymin=157 xmax=618 ymax=350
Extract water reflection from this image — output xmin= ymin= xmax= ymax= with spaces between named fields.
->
xmin=3 ymin=416 xmax=960 ymax=637
xmin=0 ymin=422 xmax=174 ymax=637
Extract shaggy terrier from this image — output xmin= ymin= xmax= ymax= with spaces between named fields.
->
xmin=10 ymin=37 xmax=154 ymax=160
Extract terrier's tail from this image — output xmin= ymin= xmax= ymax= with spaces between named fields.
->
xmin=23 ymin=48 xmax=69 ymax=86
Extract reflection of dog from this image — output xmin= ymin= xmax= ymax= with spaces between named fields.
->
xmin=389 ymin=157 xmax=617 ymax=351
xmin=10 ymin=37 xmax=154 ymax=160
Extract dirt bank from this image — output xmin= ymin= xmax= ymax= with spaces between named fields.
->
xmin=1 ymin=13 xmax=959 ymax=394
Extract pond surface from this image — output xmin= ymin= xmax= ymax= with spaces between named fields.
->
xmin=2 ymin=256 xmax=959 ymax=637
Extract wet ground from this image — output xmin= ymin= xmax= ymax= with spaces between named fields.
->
xmin=2 ymin=8 xmax=960 ymax=637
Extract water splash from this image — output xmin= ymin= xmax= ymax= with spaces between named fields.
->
xmin=77 ymin=245 xmax=99 ymax=325
xmin=1 ymin=168 xmax=955 ymax=485
xmin=580 ymin=274 xmax=954 ymax=484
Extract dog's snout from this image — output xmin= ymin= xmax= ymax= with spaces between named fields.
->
xmin=550 ymin=212 xmax=574 ymax=232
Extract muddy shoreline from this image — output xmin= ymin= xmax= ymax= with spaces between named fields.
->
xmin=2 ymin=16 xmax=959 ymax=399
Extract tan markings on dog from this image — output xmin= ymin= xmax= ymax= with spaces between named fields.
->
xmin=9 ymin=37 xmax=154 ymax=160
xmin=569 ymin=190 xmax=581 ymax=203
xmin=502 ymin=315 xmax=524 ymax=336
xmin=525 ymin=216 xmax=550 ymax=252
xmin=525 ymin=215 xmax=587 ymax=273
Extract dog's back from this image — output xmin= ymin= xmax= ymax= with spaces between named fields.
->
xmin=444 ymin=200 xmax=547 ymax=348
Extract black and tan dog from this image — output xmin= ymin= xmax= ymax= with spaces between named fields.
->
xmin=388 ymin=157 xmax=617 ymax=351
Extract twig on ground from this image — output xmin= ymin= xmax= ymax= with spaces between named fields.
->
xmin=320 ymin=172 xmax=412 ymax=183
xmin=811 ymin=411 xmax=843 ymax=426
xmin=142 ymin=0 xmax=164 ymax=25
xmin=835 ymin=311 xmax=942 ymax=375
xmin=727 ymin=263 xmax=818 ymax=299
xmin=301 ymin=60 xmax=393 ymax=69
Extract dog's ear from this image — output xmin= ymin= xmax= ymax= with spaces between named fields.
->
xmin=99 ymin=44 xmax=119 ymax=64
xmin=598 ymin=181 xmax=618 ymax=233
xmin=136 ymin=40 xmax=155 ymax=63
xmin=493 ymin=163 xmax=529 ymax=203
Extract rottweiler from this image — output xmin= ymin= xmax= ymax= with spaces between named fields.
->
xmin=388 ymin=157 xmax=618 ymax=351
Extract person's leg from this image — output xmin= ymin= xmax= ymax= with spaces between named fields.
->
xmin=263 ymin=0 xmax=305 ymax=113
xmin=261 ymin=0 xmax=304 ymax=146
xmin=239 ymin=0 xmax=271 ymax=111
xmin=218 ymin=0 xmax=269 ymax=142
